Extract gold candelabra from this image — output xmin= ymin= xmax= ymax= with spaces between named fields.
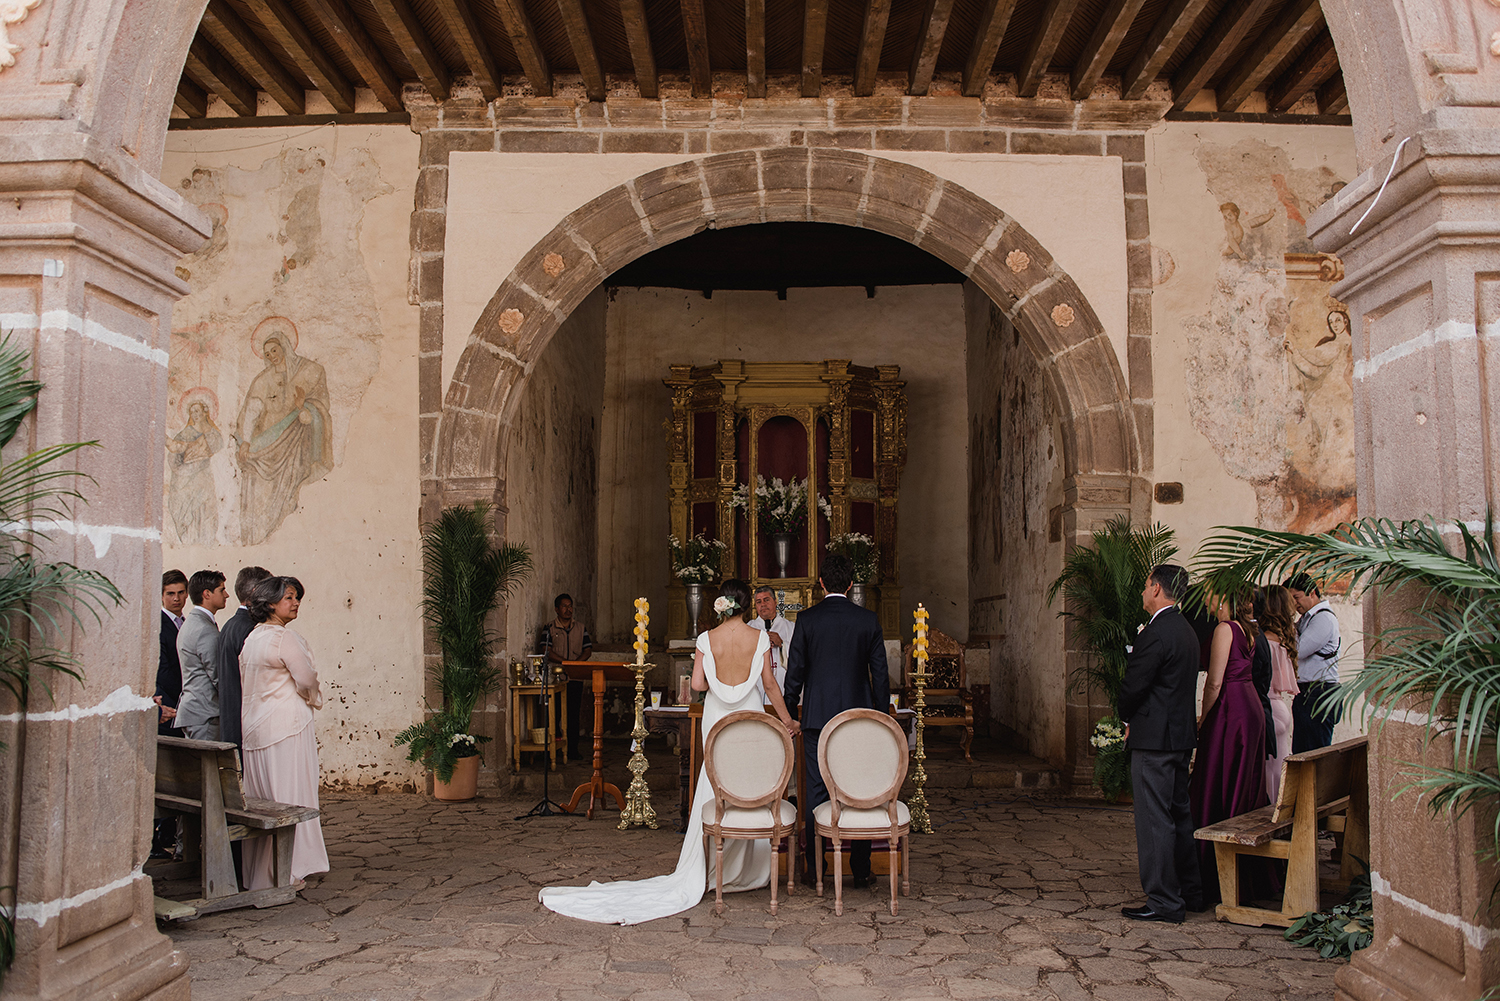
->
xmin=619 ymin=597 xmax=659 ymax=830
xmin=908 ymin=603 xmax=932 ymax=833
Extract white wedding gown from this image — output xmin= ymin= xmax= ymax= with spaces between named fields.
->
xmin=539 ymin=630 xmax=775 ymax=924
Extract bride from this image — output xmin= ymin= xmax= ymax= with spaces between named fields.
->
xmin=539 ymin=579 xmax=800 ymax=924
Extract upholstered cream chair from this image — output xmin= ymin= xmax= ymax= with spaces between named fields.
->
xmin=814 ymin=708 xmax=911 ymax=916
xmin=701 ymin=710 xmax=798 ymax=914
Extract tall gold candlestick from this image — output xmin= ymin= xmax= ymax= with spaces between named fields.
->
xmin=909 ymin=603 xmax=933 ymax=834
xmin=620 ymin=597 xmax=659 ymax=830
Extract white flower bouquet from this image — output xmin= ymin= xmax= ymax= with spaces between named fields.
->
xmin=669 ymin=533 xmax=726 ymax=583
xmin=731 ymin=475 xmax=808 ymax=536
xmin=826 ymin=531 xmax=879 ymax=584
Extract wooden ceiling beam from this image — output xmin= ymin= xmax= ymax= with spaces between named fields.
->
xmin=681 ymin=0 xmax=711 ymax=97
xmin=618 ymin=0 xmax=659 ymax=97
xmin=175 ymin=76 xmax=209 ymax=118
xmin=1266 ymin=29 xmax=1337 ymax=112
xmin=370 ymin=0 xmax=451 ymax=101
xmin=1168 ymin=0 xmax=1275 ymax=111
xmin=961 ymin=0 xmax=1019 ymax=97
xmin=853 ymin=0 xmax=892 ymax=97
xmin=800 ymin=0 xmax=829 ymax=96
xmin=491 ymin=0 xmax=552 ymax=96
xmin=746 ymin=0 xmax=765 ymax=97
xmin=1016 ymin=0 xmax=1081 ymax=98
xmin=1216 ymin=0 xmax=1322 ymax=112
xmin=1070 ymin=0 xmax=1146 ymax=100
xmin=432 ymin=0 xmax=504 ymax=101
xmin=907 ymin=0 xmax=956 ymax=95
xmin=1318 ymin=71 xmax=1347 ymax=114
xmin=185 ymin=34 xmax=259 ymax=116
xmin=556 ymin=0 xmax=607 ymax=101
xmin=247 ymin=0 xmax=356 ymax=112
xmin=201 ymin=0 xmax=305 ymax=114
xmin=304 ymin=0 xmax=404 ymax=110
xmin=1118 ymin=0 xmax=1209 ymax=100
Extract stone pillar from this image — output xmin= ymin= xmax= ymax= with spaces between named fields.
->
xmin=1312 ymin=3 xmax=1500 ymax=998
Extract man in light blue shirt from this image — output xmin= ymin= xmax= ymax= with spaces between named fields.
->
xmin=1285 ymin=573 xmax=1342 ymax=752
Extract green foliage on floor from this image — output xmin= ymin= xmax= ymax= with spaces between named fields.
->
xmin=1285 ymin=867 xmax=1373 ymax=959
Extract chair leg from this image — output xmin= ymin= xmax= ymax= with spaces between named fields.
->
xmin=786 ymin=831 xmax=795 ymax=895
xmin=833 ymin=838 xmax=844 ymax=917
xmin=889 ymin=835 xmax=898 ymax=916
xmin=714 ymin=835 xmax=725 ymax=915
xmin=768 ymin=836 xmax=779 ymax=915
xmin=816 ymin=834 xmax=824 ymax=897
xmin=962 ymin=724 xmax=973 ymax=763
xmin=902 ymin=832 xmax=911 ymax=896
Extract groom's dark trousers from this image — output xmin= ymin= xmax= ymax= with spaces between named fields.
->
xmin=783 ymin=594 xmax=890 ymax=883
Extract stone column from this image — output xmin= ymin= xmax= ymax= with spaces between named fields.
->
xmin=1312 ymin=3 xmax=1500 ymax=998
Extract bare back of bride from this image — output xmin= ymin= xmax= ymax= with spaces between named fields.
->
xmin=539 ymin=580 xmax=799 ymax=924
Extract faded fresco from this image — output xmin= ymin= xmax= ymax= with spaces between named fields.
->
xmin=164 ymin=147 xmax=391 ymax=546
xmin=1182 ymin=138 xmax=1354 ymax=532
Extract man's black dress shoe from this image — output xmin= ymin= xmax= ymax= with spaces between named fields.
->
xmin=1185 ymin=898 xmax=1207 ymax=913
xmin=799 ymin=871 xmax=818 ymax=888
xmin=1121 ymin=904 xmax=1185 ymax=924
xmin=847 ymin=874 xmax=875 ymax=889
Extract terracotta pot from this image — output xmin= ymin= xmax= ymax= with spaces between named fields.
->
xmin=434 ymin=754 xmax=480 ymax=801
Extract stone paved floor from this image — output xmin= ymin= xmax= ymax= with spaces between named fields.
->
xmin=164 ymin=790 xmax=1344 ymax=1001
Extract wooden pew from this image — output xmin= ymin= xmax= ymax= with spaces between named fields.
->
xmin=1193 ymin=736 xmax=1369 ymax=928
xmin=149 ymin=735 xmax=318 ymax=919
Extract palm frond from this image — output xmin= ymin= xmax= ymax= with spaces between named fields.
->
xmin=0 ymin=333 xmax=43 ymax=450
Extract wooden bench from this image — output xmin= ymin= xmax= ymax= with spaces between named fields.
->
xmin=1193 ymin=736 xmax=1369 ymax=928
xmin=149 ymin=735 xmax=318 ymax=920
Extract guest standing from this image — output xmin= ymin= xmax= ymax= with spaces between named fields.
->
xmin=1190 ymin=588 xmax=1270 ymax=904
xmin=1259 ymin=585 xmax=1301 ymax=800
xmin=1118 ymin=564 xmax=1202 ymax=923
xmin=156 ymin=570 xmax=188 ymax=735
xmin=541 ymin=593 xmax=592 ymax=760
xmin=240 ymin=575 xmax=328 ymax=889
xmin=216 ymin=566 xmax=272 ymax=749
xmin=175 ymin=569 xmax=228 ymax=741
xmin=1285 ymin=573 xmax=1342 ymax=752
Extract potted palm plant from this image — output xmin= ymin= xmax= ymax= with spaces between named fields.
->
xmin=396 ymin=503 xmax=532 ymax=800
xmin=1047 ymin=515 xmax=1177 ymax=799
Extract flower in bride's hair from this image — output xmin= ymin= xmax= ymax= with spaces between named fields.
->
xmin=713 ymin=596 xmax=739 ymax=617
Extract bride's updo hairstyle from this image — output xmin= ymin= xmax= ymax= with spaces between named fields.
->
xmin=715 ymin=578 xmax=753 ymax=622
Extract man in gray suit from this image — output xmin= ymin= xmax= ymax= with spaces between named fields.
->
xmin=1117 ymin=563 xmax=1203 ymax=924
xmin=175 ymin=569 xmax=228 ymax=741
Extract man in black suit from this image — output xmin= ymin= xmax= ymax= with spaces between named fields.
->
xmin=215 ymin=566 xmax=271 ymax=749
xmin=156 ymin=570 xmax=188 ymax=737
xmin=783 ymin=553 xmax=890 ymax=888
xmin=1117 ymin=563 xmax=1203 ymax=924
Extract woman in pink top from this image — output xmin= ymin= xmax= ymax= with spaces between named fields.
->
xmin=1259 ymin=585 xmax=1301 ymax=801
xmin=239 ymin=575 xmax=328 ymax=889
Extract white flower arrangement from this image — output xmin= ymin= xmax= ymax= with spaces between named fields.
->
xmin=449 ymin=732 xmax=478 ymax=751
xmin=1088 ymin=718 xmax=1126 ymax=752
xmin=817 ymin=494 xmax=833 ymax=520
xmin=731 ymin=475 xmax=809 ymax=536
xmin=670 ymin=533 xmax=727 ymax=583
xmin=826 ymin=531 xmax=879 ymax=584
xmin=712 ymin=595 xmax=739 ymax=617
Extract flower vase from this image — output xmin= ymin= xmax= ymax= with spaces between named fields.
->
xmin=771 ymin=532 xmax=794 ymax=578
xmin=434 ymin=754 xmax=479 ymax=801
xmin=848 ymin=583 xmax=867 ymax=608
xmin=685 ymin=582 xmax=704 ymax=637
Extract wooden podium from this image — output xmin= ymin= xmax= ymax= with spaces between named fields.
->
xmin=560 ymin=661 xmax=635 ymax=819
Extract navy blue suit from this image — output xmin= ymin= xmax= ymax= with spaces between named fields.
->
xmin=156 ymin=610 xmax=182 ymax=737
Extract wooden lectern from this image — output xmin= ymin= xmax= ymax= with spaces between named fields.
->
xmin=560 ymin=661 xmax=635 ymax=819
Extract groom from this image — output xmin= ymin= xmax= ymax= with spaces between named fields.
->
xmin=783 ymin=553 xmax=890 ymax=888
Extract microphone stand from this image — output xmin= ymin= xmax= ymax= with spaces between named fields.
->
xmin=518 ymin=656 xmax=564 ymax=819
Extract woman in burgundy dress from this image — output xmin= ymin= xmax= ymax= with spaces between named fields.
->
xmin=1190 ymin=588 xmax=1270 ymax=904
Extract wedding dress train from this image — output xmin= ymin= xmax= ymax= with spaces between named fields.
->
xmin=538 ymin=630 xmax=775 ymax=924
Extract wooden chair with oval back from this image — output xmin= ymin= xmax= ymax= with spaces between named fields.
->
xmin=702 ymin=710 xmax=799 ymax=914
xmin=901 ymin=627 xmax=973 ymax=761
xmin=815 ymin=708 xmax=912 ymax=916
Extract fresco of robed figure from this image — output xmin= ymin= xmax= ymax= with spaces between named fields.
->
xmin=237 ymin=317 xmax=332 ymax=545
xmin=167 ymin=392 xmax=223 ymax=545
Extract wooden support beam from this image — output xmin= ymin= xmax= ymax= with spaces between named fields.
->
xmin=962 ymin=0 xmax=1019 ymax=97
xmin=556 ymin=0 xmax=607 ymax=101
xmin=800 ymin=0 xmax=829 ymax=96
xmin=185 ymin=35 xmax=258 ymax=116
xmin=1016 ymin=0 xmax=1080 ymax=98
xmin=1215 ymin=0 xmax=1322 ymax=112
xmin=304 ymin=0 xmax=404 ymax=110
xmin=432 ymin=0 xmax=504 ymax=101
xmin=1266 ymin=29 xmax=1337 ymax=112
xmin=1119 ymin=0 xmax=1209 ymax=100
xmin=746 ymin=0 xmax=765 ymax=98
xmin=681 ymin=0 xmax=711 ymax=97
xmin=1070 ymin=0 xmax=1146 ymax=100
xmin=201 ymin=0 xmax=305 ymax=114
xmin=370 ymin=0 xmax=451 ymax=101
xmin=1317 ymin=71 xmax=1347 ymax=114
xmin=853 ymin=0 xmax=892 ymax=97
xmin=175 ymin=76 xmax=209 ymax=118
xmin=619 ymin=0 xmax=659 ymax=97
xmin=247 ymin=0 xmax=356 ymax=112
xmin=907 ymin=0 xmax=955 ymax=95
xmin=491 ymin=0 xmax=552 ymax=96
xmin=1168 ymin=0 xmax=1275 ymax=111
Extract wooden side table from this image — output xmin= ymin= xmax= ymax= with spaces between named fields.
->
xmin=510 ymin=681 xmax=567 ymax=771
xmin=560 ymin=662 xmax=635 ymax=818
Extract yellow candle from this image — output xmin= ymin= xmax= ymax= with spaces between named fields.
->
xmin=913 ymin=603 xmax=929 ymax=663
xmin=633 ymin=597 xmax=650 ymax=664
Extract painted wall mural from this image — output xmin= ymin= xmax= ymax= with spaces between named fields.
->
xmin=164 ymin=147 xmax=391 ymax=546
xmin=1183 ymin=138 xmax=1354 ymax=533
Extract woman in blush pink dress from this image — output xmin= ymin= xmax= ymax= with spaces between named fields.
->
xmin=1258 ymin=585 xmax=1301 ymax=801
xmin=239 ymin=575 xmax=328 ymax=890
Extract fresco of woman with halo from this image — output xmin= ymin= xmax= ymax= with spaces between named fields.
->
xmin=236 ymin=317 xmax=332 ymax=545
xmin=167 ymin=389 xmax=223 ymax=545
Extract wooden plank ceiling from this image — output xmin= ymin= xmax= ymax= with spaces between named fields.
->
xmin=174 ymin=0 xmax=1349 ymax=120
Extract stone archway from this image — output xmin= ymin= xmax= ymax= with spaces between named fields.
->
xmin=428 ymin=148 xmax=1149 ymax=784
